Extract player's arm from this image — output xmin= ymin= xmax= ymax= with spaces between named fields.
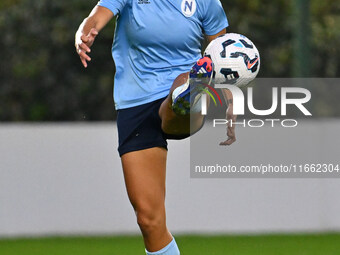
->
xmin=206 ymin=29 xmax=237 ymax=146
xmin=219 ymin=89 xmax=236 ymax=145
xmin=206 ymin=28 xmax=226 ymax=43
xmin=75 ymin=6 xmax=114 ymax=68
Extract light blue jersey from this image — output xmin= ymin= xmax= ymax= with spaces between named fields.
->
xmin=97 ymin=0 xmax=228 ymax=109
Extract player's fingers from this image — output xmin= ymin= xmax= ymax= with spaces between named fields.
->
xmin=89 ymin=28 xmax=98 ymax=37
xmin=219 ymin=136 xmax=236 ymax=146
xmin=80 ymin=34 xmax=89 ymax=43
xmin=79 ymin=42 xmax=91 ymax=53
xmin=219 ymin=140 xmax=228 ymax=146
xmin=219 ymin=138 xmax=234 ymax=146
xmin=87 ymin=29 xmax=98 ymax=44
xmin=80 ymin=58 xmax=88 ymax=68
xmin=78 ymin=50 xmax=91 ymax=62
xmin=227 ymin=137 xmax=236 ymax=145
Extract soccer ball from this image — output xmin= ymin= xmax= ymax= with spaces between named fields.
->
xmin=204 ymin=33 xmax=260 ymax=87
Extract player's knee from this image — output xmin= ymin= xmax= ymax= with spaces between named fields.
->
xmin=135 ymin=204 xmax=164 ymax=234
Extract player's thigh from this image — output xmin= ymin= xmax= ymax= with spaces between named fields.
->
xmin=121 ymin=147 xmax=167 ymax=211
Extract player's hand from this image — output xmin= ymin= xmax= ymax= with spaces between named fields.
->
xmin=75 ymin=28 xmax=98 ymax=68
xmin=219 ymin=105 xmax=237 ymax=146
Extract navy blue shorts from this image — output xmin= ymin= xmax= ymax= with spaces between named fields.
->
xmin=117 ymin=97 xmax=190 ymax=157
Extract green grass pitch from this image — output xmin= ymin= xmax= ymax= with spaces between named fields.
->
xmin=1 ymin=234 xmax=340 ymax=255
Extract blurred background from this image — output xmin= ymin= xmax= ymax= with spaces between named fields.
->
xmin=1 ymin=0 xmax=340 ymax=254
xmin=0 ymin=0 xmax=339 ymax=121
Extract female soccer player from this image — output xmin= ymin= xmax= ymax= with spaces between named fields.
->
xmin=75 ymin=0 xmax=235 ymax=254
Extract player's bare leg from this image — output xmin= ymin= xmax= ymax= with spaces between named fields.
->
xmin=121 ymin=147 xmax=175 ymax=252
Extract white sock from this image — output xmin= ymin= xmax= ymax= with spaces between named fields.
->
xmin=171 ymin=80 xmax=189 ymax=104
xmin=145 ymin=238 xmax=180 ymax=255
xmin=172 ymin=84 xmax=203 ymax=113
xmin=191 ymin=93 xmax=203 ymax=113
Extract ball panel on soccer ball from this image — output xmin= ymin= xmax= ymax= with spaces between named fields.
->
xmin=204 ymin=33 xmax=260 ymax=87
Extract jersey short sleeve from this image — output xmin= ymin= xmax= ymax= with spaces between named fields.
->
xmin=97 ymin=0 xmax=128 ymax=16
xmin=201 ymin=0 xmax=229 ymax=35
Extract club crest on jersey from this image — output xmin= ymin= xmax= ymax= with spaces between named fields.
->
xmin=181 ymin=0 xmax=196 ymax=17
